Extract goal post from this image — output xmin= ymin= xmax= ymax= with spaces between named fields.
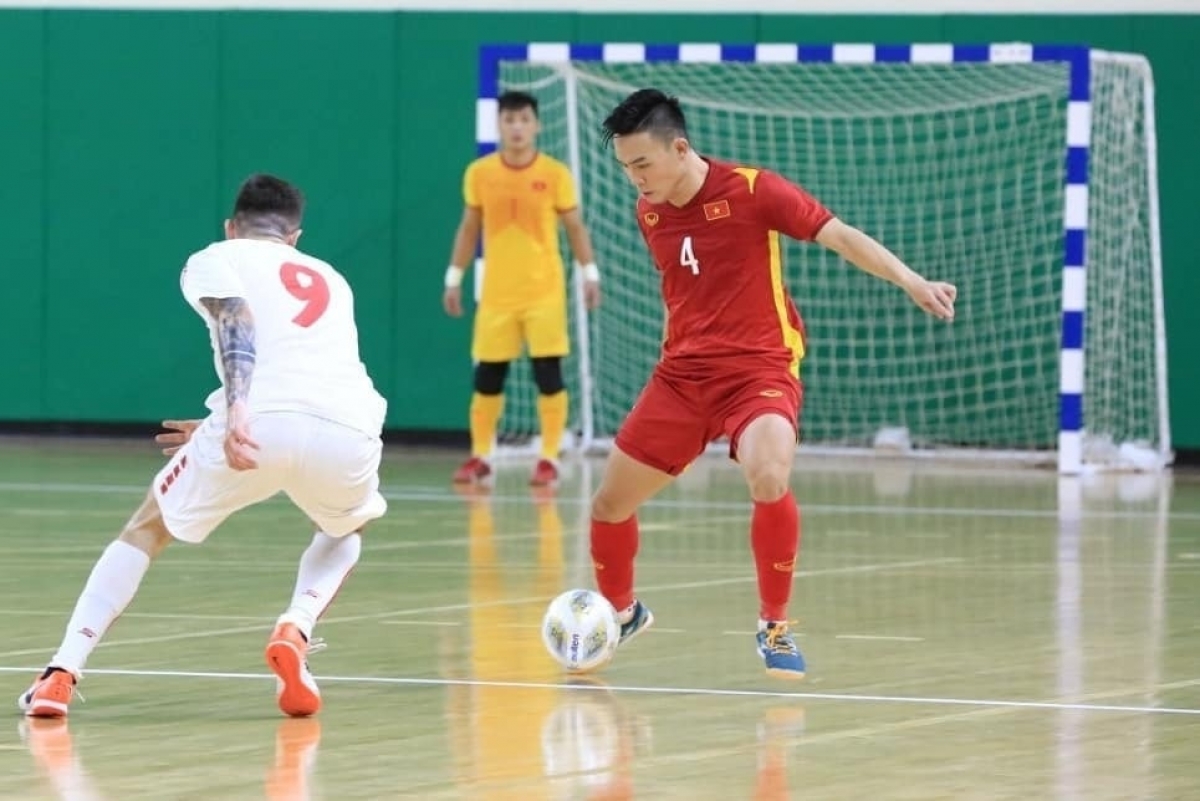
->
xmin=475 ymin=42 xmax=1170 ymax=474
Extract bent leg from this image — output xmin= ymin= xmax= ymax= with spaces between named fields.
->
xmin=283 ymin=420 xmax=386 ymax=637
xmin=592 ymin=371 xmax=704 ymax=617
xmin=50 ymin=489 xmax=172 ymax=678
xmin=276 ymin=531 xmax=362 ymax=642
xmin=590 ymin=445 xmax=675 ymax=618
xmin=727 ymin=382 xmax=803 ymax=626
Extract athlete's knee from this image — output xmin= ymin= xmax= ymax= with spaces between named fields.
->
xmin=591 ymin=472 xmax=647 ymax=523
xmin=744 ymin=462 xmax=791 ymax=503
xmin=591 ymin=492 xmax=634 ymax=524
xmin=530 ymin=357 xmax=564 ymax=395
xmin=473 ymin=361 xmax=510 ymax=395
xmin=738 ymin=415 xmax=796 ymax=503
xmin=118 ymin=491 xmax=174 ymax=559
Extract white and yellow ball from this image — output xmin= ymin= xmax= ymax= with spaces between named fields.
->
xmin=541 ymin=589 xmax=620 ymax=673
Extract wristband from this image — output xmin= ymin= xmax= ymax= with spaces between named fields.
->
xmin=580 ymin=263 xmax=600 ymax=283
xmin=444 ymin=265 xmax=465 ymax=288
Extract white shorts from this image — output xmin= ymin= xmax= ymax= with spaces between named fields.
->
xmin=153 ymin=411 xmax=387 ymax=544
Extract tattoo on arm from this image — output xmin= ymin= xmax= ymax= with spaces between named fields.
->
xmin=199 ymin=297 xmax=256 ymax=406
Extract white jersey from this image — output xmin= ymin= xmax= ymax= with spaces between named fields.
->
xmin=180 ymin=238 xmax=387 ymax=437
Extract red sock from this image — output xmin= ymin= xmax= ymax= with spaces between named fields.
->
xmin=751 ymin=491 xmax=800 ymax=622
xmin=591 ymin=516 xmax=639 ymax=612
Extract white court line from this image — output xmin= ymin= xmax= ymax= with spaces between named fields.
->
xmin=836 ymin=634 xmax=926 ymax=642
xmin=0 ymin=480 xmax=1187 ymax=521
xmin=0 ymin=557 xmax=959 ymax=659
xmin=721 ymin=631 xmax=925 ymax=642
xmin=0 ymin=610 xmax=267 ymax=622
xmin=380 ymin=620 xmax=692 ymax=634
xmin=0 ymin=665 xmax=1194 ymax=717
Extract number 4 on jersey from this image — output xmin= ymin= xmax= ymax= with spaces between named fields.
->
xmin=679 ymin=235 xmax=700 ymax=275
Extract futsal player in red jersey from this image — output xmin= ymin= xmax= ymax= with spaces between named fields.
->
xmin=591 ymin=89 xmax=957 ymax=678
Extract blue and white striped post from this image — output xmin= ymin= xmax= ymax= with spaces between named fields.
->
xmin=478 ymin=42 xmax=1091 ymax=472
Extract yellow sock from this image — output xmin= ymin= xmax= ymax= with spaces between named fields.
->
xmin=469 ymin=392 xmax=504 ymax=458
xmin=536 ymin=391 xmax=569 ymax=460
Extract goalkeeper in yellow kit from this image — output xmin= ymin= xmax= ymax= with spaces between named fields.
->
xmin=443 ymin=90 xmax=600 ymax=487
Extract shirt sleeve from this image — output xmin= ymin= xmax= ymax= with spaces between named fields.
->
xmin=180 ymin=246 xmax=246 ymax=307
xmin=755 ymin=170 xmax=835 ymax=242
xmin=463 ymin=161 xmax=481 ymax=208
xmin=555 ymin=163 xmax=579 ymax=213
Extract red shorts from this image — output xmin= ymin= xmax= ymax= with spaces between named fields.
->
xmin=614 ymin=366 xmax=803 ymax=476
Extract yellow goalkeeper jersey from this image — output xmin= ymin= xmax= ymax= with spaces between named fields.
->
xmin=463 ymin=151 xmax=577 ymax=310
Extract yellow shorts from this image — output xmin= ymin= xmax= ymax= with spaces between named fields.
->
xmin=472 ymin=299 xmax=569 ymax=362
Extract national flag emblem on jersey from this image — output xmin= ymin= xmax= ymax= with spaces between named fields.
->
xmin=644 ymin=212 xmax=659 ymax=227
xmin=704 ymin=199 xmax=731 ymax=221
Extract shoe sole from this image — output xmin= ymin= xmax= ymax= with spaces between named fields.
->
xmin=19 ymin=685 xmax=71 ymax=719
xmin=23 ymin=698 xmax=69 ymax=718
xmin=764 ymin=666 xmax=807 ymax=680
xmin=265 ymin=640 xmax=321 ymax=718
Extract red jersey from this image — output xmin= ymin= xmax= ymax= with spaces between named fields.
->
xmin=636 ymin=158 xmax=833 ymax=377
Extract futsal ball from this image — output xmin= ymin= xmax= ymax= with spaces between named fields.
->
xmin=541 ymin=589 xmax=621 ymax=673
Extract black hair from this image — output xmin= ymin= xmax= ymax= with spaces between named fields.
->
xmin=601 ymin=88 xmax=689 ymax=147
xmin=497 ymin=90 xmax=539 ymax=117
xmin=231 ymin=173 xmax=304 ymax=236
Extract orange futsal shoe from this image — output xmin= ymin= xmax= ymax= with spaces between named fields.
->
xmin=530 ymin=458 xmax=559 ymax=487
xmin=452 ymin=456 xmax=493 ymax=486
xmin=265 ymin=624 xmax=322 ymax=718
xmin=17 ymin=668 xmax=77 ymax=719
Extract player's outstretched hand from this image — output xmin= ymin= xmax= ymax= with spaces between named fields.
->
xmin=907 ymin=278 xmax=957 ymax=321
xmin=223 ymin=400 xmax=261 ymax=471
xmin=583 ymin=279 xmax=601 ymax=310
xmin=443 ymin=286 xmax=463 ymax=317
xmin=156 ymin=419 xmax=202 ymax=456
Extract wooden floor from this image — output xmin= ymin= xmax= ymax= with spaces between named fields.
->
xmin=0 ymin=438 xmax=1196 ymax=800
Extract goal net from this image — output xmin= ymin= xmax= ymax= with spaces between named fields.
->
xmin=483 ymin=44 xmax=1169 ymax=473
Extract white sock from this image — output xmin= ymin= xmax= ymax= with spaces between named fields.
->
xmin=277 ymin=532 xmax=361 ymax=641
xmin=617 ymin=602 xmax=637 ymax=625
xmin=50 ymin=540 xmax=151 ymax=676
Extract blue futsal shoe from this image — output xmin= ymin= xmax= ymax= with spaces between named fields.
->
xmin=617 ymin=599 xmax=654 ymax=647
xmin=755 ymin=622 xmax=806 ymax=679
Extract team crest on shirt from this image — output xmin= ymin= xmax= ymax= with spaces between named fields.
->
xmin=704 ymin=199 xmax=731 ymax=221
xmin=643 ymin=212 xmax=659 ymax=226
xmin=531 ymin=180 xmax=547 ymax=191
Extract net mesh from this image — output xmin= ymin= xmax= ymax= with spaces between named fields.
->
xmin=490 ymin=53 xmax=1164 ymax=467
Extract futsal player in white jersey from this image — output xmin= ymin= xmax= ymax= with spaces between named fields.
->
xmin=18 ymin=174 xmax=388 ymax=720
